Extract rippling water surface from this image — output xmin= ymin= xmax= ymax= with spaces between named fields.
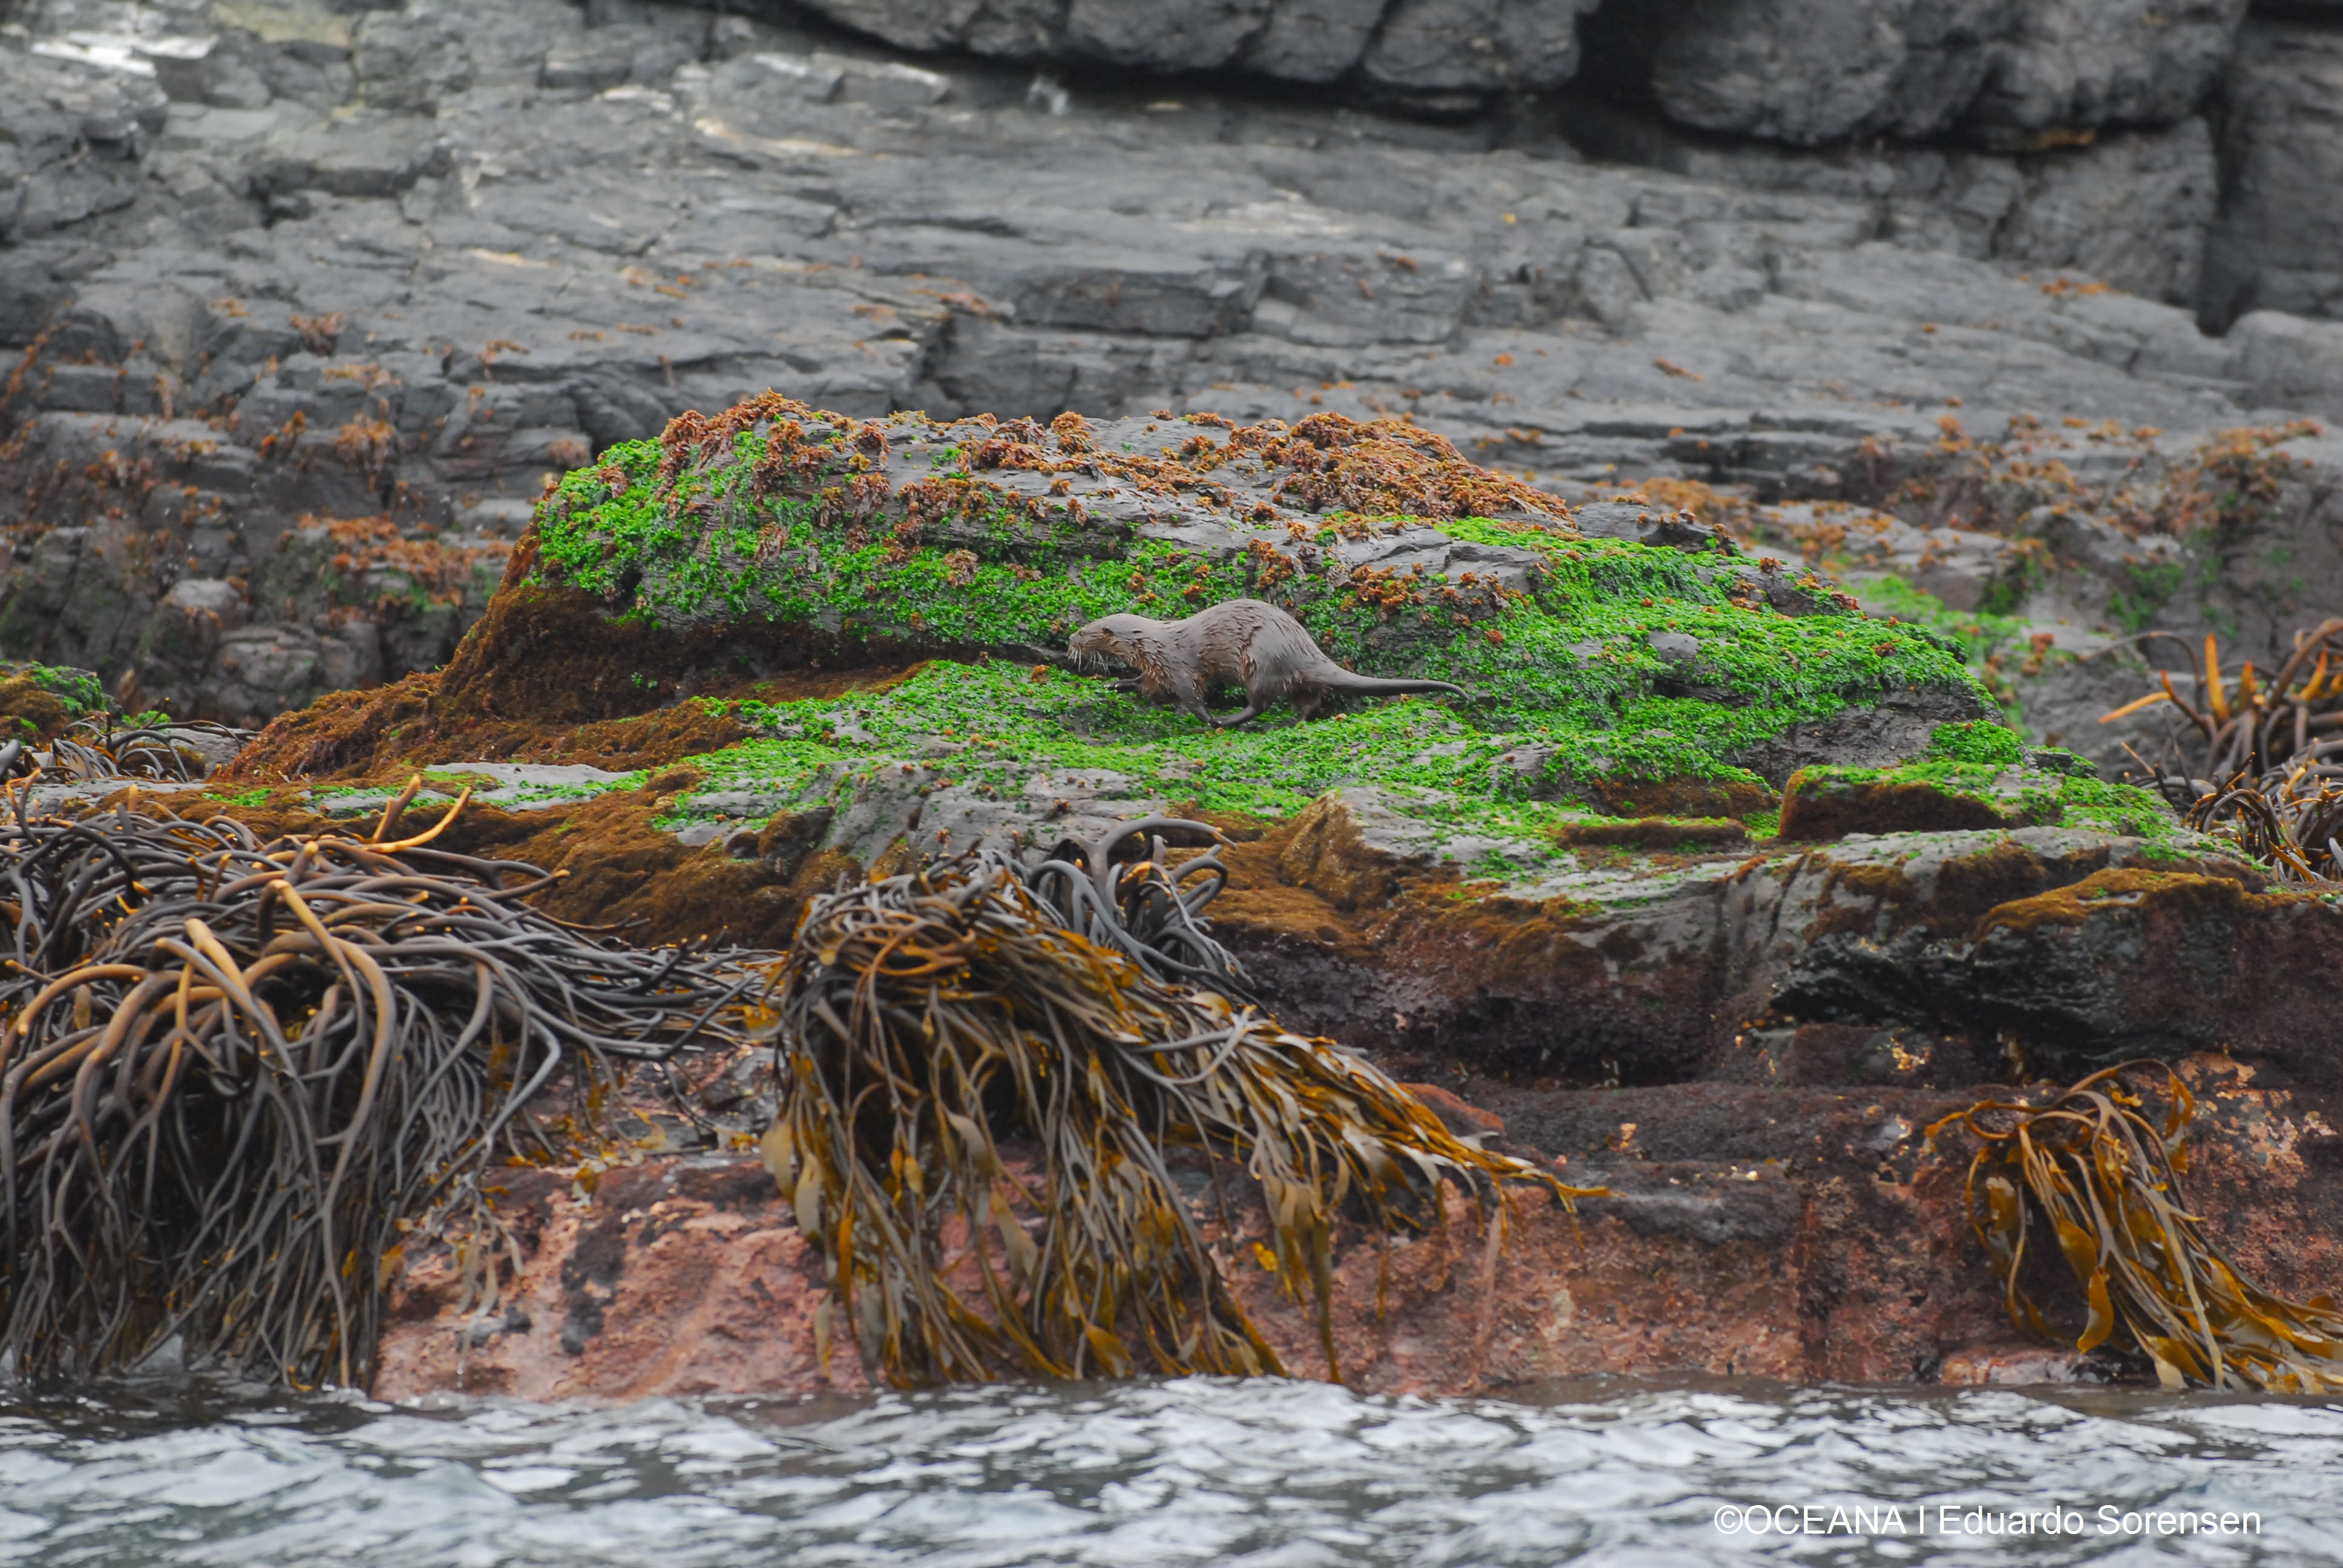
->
xmin=1 ymin=1376 xmax=2336 ymax=1566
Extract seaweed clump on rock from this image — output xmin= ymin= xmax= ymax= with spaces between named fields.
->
xmin=766 ymin=823 xmax=1591 ymax=1387
xmin=0 ymin=786 xmax=762 ymax=1388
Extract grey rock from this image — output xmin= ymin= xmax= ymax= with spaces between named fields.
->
xmin=1627 ymin=0 xmax=2244 ymax=148
xmin=1326 ymin=525 xmax=1551 ymax=593
xmin=1257 ymin=250 xmax=1474 ymax=346
xmin=0 ymin=48 xmax=166 ymax=243
xmin=792 ymin=0 xmax=991 ymax=54
xmin=1982 ymin=120 xmax=2218 ymax=307
xmin=1729 ymin=687 xmax=1992 ymax=786
xmin=1561 ymin=100 xmax=2220 ymax=308
xmin=353 ymin=10 xmax=479 ymax=111
xmin=165 ymin=577 xmax=247 ymax=622
xmin=1361 ymin=0 xmax=1600 ymax=93
xmin=1642 ymin=0 xmax=1996 ymax=146
xmin=1647 ymin=630 xmax=1701 ymax=663
xmin=798 ymin=0 xmax=1603 ymax=91
xmin=2229 ymin=310 xmax=2343 ymax=420
xmin=151 ymin=33 xmax=274 ymax=111
xmin=1573 ymin=500 xmax=1731 ymax=552
xmin=255 ymin=117 xmax=451 ymax=197
xmin=1065 ymin=0 xmax=1270 ymax=72
xmin=542 ymin=33 xmax=647 ymax=93
xmin=1963 ymin=0 xmax=2247 ymax=148
xmin=2200 ymin=18 xmax=2343 ymax=328
xmin=1240 ymin=0 xmax=1385 ymax=82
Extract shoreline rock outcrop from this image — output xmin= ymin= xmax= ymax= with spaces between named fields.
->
xmin=373 ymin=1054 xmax=2343 ymax=1399
xmin=129 ymin=389 xmax=2335 ymax=1399
xmin=11 ymin=0 xmax=2343 ymax=1402
xmin=10 ymin=0 xmax=2343 ymax=751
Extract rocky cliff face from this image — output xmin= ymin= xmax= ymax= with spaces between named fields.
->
xmin=7 ymin=0 xmax=2343 ymax=761
xmin=11 ymin=0 xmax=2343 ymax=1406
xmin=142 ymin=388 xmax=2327 ymax=1396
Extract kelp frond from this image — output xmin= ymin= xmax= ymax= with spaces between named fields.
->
xmin=1931 ymin=1062 xmax=2343 ymax=1392
xmin=0 ymin=784 xmax=759 ymax=1387
xmin=765 ymin=832 xmax=1593 ymax=1387
xmin=2108 ymin=620 xmax=2343 ymax=881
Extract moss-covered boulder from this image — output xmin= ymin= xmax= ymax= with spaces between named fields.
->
xmin=0 ymin=661 xmax=105 ymax=745
xmin=1776 ymin=721 xmax=2175 ymax=842
xmin=523 ymin=397 xmax=1977 ymax=780
xmin=278 ymin=396 xmax=2005 ymax=867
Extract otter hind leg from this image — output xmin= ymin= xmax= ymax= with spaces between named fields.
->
xmin=1166 ymin=668 xmax=1223 ymax=727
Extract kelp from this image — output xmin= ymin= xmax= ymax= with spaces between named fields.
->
xmin=1023 ymin=817 xmax=1259 ymax=1004
xmin=2106 ymin=622 xmax=2343 ymax=880
xmin=1930 ymin=1062 xmax=2343 ymax=1393
xmin=51 ymin=717 xmax=255 ymax=783
xmin=2105 ymin=619 xmax=2343 ymax=787
xmin=0 ymin=782 xmax=761 ymax=1387
xmin=2175 ymin=769 xmax=2343 ymax=881
xmin=764 ymin=825 xmax=1592 ymax=1387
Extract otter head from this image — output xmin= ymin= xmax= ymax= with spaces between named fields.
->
xmin=1068 ymin=613 xmax=1147 ymax=668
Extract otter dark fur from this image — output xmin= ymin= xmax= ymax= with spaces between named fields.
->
xmin=1069 ymin=598 xmax=1467 ymax=727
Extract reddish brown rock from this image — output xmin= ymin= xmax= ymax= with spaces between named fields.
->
xmin=375 ymin=1059 xmax=2343 ymax=1399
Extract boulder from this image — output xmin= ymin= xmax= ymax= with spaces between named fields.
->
xmin=2200 ymin=16 xmax=2343 ymax=328
xmin=1583 ymin=0 xmax=2245 ymax=148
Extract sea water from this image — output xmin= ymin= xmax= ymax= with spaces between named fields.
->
xmin=0 ymin=1375 xmax=2334 ymax=1566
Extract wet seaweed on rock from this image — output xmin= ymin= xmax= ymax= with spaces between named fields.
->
xmin=1931 ymin=1063 xmax=2343 ymax=1393
xmin=0 ymin=785 xmax=762 ymax=1388
xmin=1024 ymin=817 xmax=1259 ymax=1005
xmin=2106 ymin=622 xmax=2343 ymax=880
xmin=2107 ymin=620 xmax=2343 ymax=791
xmin=763 ymin=829 xmax=1592 ymax=1388
xmin=51 ymin=717 xmax=256 ymax=783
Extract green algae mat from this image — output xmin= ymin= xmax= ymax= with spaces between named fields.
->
xmin=240 ymin=397 xmax=2206 ymax=883
xmin=528 ymin=399 xmax=1978 ymax=799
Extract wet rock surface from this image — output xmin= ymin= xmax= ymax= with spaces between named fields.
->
xmin=374 ymin=1053 xmax=2343 ymax=1397
xmin=13 ymin=0 xmax=2343 ymax=1402
xmin=5 ymin=0 xmax=2343 ymax=742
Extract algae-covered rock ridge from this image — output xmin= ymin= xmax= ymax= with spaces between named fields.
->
xmin=525 ymin=396 xmax=1993 ymax=848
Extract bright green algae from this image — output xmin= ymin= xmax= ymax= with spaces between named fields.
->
xmin=532 ymin=430 xmax=1989 ymax=797
xmin=1786 ymin=720 xmax=2208 ymax=854
xmin=485 ymin=413 xmax=2236 ymax=881
xmin=0 ymin=661 xmax=108 ymax=719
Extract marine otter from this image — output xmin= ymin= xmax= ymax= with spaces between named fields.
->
xmin=1069 ymin=598 xmax=1468 ymax=727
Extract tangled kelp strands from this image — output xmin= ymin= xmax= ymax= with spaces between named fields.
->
xmin=1024 ymin=818 xmax=1258 ymax=1005
xmin=2174 ymin=767 xmax=2343 ymax=881
xmin=2108 ymin=622 xmax=2343 ymax=788
xmin=0 ymin=788 xmax=762 ymax=1388
xmin=1932 ymin=1065 xmax=2343 ymax=1394
xmin=0 ymin=720 xmax=254 ymax=789
xmin=49 ymin=718 xmax=255 ymax=784
xmin=763 ymin=831 xmax=1593 ymax=1388
xmin=2107 ymin=622 xmax=2343 ymax=880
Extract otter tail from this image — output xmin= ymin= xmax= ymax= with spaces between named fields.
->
xmin=1321 ymin=672 xmax=1469 ymax=700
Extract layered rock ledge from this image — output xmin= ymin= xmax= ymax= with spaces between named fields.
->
xmin=10 ymin=0 xmax=2343 ymax=756
xmin=94 ymin=395 xmax=2327 ymax=1398
xmin=12 ymin=0 xmax=2343 ymax=1402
